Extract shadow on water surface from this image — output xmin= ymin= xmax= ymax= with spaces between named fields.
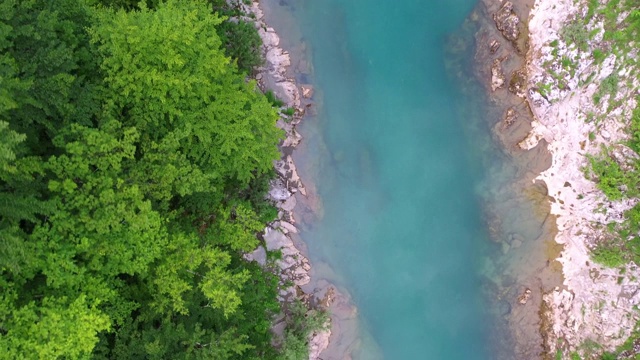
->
xmin=260 ymin=0 xmax=562 ymax=358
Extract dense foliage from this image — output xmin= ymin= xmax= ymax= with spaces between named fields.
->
xmin=0 ymin=0 xmax=318 ymax=358
xmin=210 ymin=0 xmax=264 ymax=74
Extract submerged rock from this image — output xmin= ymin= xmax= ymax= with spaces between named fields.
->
xmin=503 ymin=107 xmax=517 ymax=128
xmin=509 ymin=69 xmax=527 ymax=97
xmin=497 ymin=299 xmax=512 ymax=316
xmin=491 ymin=57 xmax=506 ymax=91
xmin=489 ymin=39 xmax=501 ymax=54
xmin=301 ymin=84 xmax=314 ymax=99
xmin=511 ymin=238 xmax=523 ymax=249
xmin=619 ymin=285 xmax=640 ymax=299
xmin=518 ymin=288 xmax=532 ymax=305
xmin=493 ymin=2 xmax=520 ymax=42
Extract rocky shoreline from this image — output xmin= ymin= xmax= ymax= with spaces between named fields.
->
xmin=462 ymin=0 xmax=640 ymax=356
xmin=458 ymin=0 xmax=561 ymax=357
xmin=241 ymin=1 xmax=334 ymax=358
xmin=521 ymin=0 xmax=640 ymax=356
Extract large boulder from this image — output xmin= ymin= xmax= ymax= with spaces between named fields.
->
xmin=244 ymin=245 xmax=267 ymax=266
xmin=493 ymin=2 xmax=520 ymax=42
xmin=268 ymin=178 xmax=291 ymax=201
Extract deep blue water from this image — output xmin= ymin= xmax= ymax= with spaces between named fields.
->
xmin=267 ymin=0 xmax=511 ymax=358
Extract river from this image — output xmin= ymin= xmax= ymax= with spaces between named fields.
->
xmin=261 ymin=0 xmax=562 ymax=358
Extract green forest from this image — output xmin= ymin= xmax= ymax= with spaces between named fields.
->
xmin=0 ymin=0 xmax=313 ymax=358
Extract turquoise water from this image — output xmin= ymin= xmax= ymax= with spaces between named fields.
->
xmin=265 ymin=0 xmax=527 ymax=358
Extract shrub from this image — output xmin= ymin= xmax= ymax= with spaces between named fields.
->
xmin=561 ymin=21 xmax=591 ymax=52
xmin=266 ymin=90 xmax=285 ymax=107
xmin=592 ymin=245 xmax=626 ymax=267
xmin=593 ymin=48 xmax=606 ymax=63
xmin=277 ymin=300 xmax=329 ymax=359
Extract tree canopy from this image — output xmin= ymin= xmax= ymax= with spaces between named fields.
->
xmin=0 ymin=0 xmax=296 ymax=359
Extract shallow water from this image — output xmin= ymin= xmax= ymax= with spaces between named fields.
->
xmin=261 ymin=0 xmax=561 ymax=358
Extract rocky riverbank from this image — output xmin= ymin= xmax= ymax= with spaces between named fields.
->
xmin=241 ymin=1 xmax=335 ymax=358
xmin=521 ymin=0 xmax=640 ymax=357
xmin=445 ymin=0 xmax=640 ymax=356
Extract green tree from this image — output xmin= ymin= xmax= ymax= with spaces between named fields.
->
xmin=217 ymin=20 xmax=264 ymax=74
xmin=0 ymin=291 xmax=110 ymax=360
xmin=0 ymin=122 xmax=47 ymax=273
xmin=0 ymin=0 xmax=101 ymax=152
xmin=89 ymin=0 xmax=281 ymax=211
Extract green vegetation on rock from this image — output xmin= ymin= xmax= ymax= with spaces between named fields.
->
xmin=278 ymin=300 xmax=329 ymax=360
xmin=566 ymin=0 xmax=640 ymax=271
